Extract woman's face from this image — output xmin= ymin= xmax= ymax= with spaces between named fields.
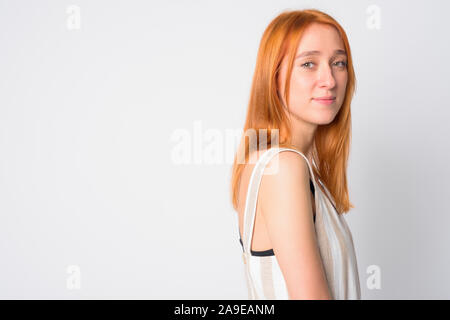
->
xmin=277 ymin=23 xmax=348 ymax=125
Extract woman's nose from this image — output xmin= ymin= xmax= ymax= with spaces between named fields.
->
xmin=317 ymin=66 xmax=336 ymax=88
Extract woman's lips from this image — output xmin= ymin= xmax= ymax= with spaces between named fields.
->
xmin=313 ymin=97 xmax=336 ymax=105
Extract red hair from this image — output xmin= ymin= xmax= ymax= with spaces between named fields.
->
xmin=230 ymin=9 xmax=356 ymax=214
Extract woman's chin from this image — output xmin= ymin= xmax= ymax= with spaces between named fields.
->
xmin=314 ymin=113 xmax=339 ymax=125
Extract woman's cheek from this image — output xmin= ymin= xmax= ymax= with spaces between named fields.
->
xmin=291 ymin=76 xmax=310 ymax=93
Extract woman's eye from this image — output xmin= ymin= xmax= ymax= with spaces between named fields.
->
xmin=334 ymin=60 xmax=347 ymax=67
xmin=301 ymin=61 xmax=348 ymax=69
xmin=301 ymin=62 xmax=314 ymax=68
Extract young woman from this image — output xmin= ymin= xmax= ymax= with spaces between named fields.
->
xmin=230 ymin=9 xmax=361 ymax=300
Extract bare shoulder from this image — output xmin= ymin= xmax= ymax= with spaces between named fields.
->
xmin=258 ymin=150 xmax=331 ymax=299
xmin=259 ymin=150 xmax=312 ymax=208
xmin=258 ymin=150 xmax=313 ymax=231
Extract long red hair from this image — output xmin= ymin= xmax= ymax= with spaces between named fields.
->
xmin=230 ymin=9 xmax=356 ymax=214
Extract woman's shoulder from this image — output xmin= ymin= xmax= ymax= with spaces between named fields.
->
xmin=250 ymin=147 xmax=310 ymax=174
xmin=256 ymin=148 xmax=312 ymax=206
xmin=259 ymin=149 xmax=311 ymax=183
xmin=257 ymin=149 xmax=316 ymax=234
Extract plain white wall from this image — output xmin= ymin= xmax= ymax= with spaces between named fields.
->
xmin=1 ymin=0 xmax=449 ymax=299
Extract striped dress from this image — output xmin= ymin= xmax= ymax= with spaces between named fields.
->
xmin=239 ymin=147 xmax=361 ymax=299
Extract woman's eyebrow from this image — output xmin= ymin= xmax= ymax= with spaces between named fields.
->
xmin=295 ymin=49 xmax=347 ymax=59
